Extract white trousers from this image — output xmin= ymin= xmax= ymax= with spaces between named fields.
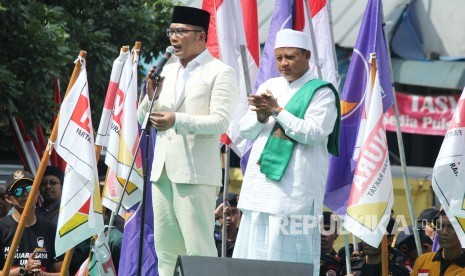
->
xmin=152 ymin=170 xmax=218 ymax=276
xmin=233 ymin=210 xmax=320 ymax=276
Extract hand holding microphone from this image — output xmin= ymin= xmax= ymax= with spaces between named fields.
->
xmin=146 ymin=46 xmax=176 ymax=100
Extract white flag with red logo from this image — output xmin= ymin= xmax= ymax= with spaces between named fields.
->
xmin=104 ymin=47 xmax=143 ymax=213
xmin=343 ymin=61 xmax=394 ymax=247
xmin=202 ymin=0 xmax=259 ymax=156
xmin=96 ymin=48 xmax=129 ymax=147
xmin=54 ymin=60 xmax=104 ymax=255
xmin=433 ymin=86 xmax=465 ymax=247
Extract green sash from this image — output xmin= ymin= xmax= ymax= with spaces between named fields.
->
xmin=258 ymin=79 xmax=341 ymax=181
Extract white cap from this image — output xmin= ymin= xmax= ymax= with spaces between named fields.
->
xmin=274 ymin=29 xmax=311 ymax=51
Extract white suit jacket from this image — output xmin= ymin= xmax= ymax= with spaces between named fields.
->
xmin=138 ymin=51 xmax=238 ymax=186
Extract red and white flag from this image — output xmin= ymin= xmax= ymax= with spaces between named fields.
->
xmin=295 ymin=0 xmax=340 ymax=90
xmin=343 ymin=58 xmax=394 ymax=247
xmin=54 ymin=59 xmax=104 ymax=255
xmin=202 ymin=0 xmax=259 ymax=156
xmin=433 ymin=86 xmax=465 ymax=247
xmin=95 ymin=48 xmax=129 ymax=147
xmin=104 ymin=47 xmax=143 ymax=213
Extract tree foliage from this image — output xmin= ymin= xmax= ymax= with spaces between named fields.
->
xmin=0 ymin=0 xmax=175 ymax=133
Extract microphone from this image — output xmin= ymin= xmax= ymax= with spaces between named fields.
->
xmin=149 ymin=46 xmax=176 ymax=80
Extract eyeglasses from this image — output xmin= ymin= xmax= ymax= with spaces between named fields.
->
xmin=9 ymin=185 xmax=32 ymax=197
xmin=41 ymin=179 xmax=60 ymax=186
xmin=166 ymin=28 xmax=202 ymax=37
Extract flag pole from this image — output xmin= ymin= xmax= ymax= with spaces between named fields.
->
xmin=381 ymin=235 xmax=389 ymax=276
xmin=381 ymin=4 xmax=422 ymax=255
xmin=8 ymin=113 xmax=38 ymax=174
xmin=2 ymin=50 xmax=87 ymax=276
xmin=342 ymin=230 xmax=352 ymax=275
xmin=370 ymin=53 xmax=388 ymax=276
xmin=221 ymin=144 xmax=231 ymax=258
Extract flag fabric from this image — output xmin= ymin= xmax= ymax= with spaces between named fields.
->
xmin=95 ymin=48 xmax=129 ymax=147
xmin=104 ymin=47 xmax=144 ymax=213
xmin=54 ymin=59 xmax=104 ymax=256
xmin=325 ymin=0 xmax=394 ymax=215
xmin=75 ymin=232 xmax=117 ymax=276
xmin=9 ymin=118 xmax=42 ymax=173
xmin=432 ymin=86 xmax=465 ymax=247
xmin=202 ymin=0 xmax=259 ymax=156
xmin=50 ymin=77 xmax=67 ymax=172
xmin=240 ymin=0 xmax=292 ymax=172
xmin=343 ymin=62 xmax=394 ymax=247
xmin=308 ymin=0 xmax=340 ymax=89
xmin=118 ymin=127 xmax=158 ymax=275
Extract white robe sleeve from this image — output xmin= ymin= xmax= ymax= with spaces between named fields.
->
xmin=275 ymin=87 xmax=337 ymax=145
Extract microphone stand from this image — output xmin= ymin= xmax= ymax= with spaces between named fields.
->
xmin=106 ymin=76 xmax=163 ymax=276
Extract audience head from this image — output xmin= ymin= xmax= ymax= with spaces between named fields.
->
xmin=435 ymin=209 xmax=462 ymax=252
xmin=320 ymin=211 xmax=339 ymax=254
xmin=40 ymin=166 xmax=64 ymax=204
xmin=216 ymin=193 xmax=241 ymax=229
xmin=395 ymin=225 xmax=432 ymax=265
xmin=0 ymin=181 xmax=11 ymax=218
xmin=4 ymin=170 xmax=35 ymax=212
xmin=417 ymin=207 xmax=439 ymax=240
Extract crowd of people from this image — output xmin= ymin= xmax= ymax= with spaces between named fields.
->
xmin=1 ymin=4 xmax=464 ymax=276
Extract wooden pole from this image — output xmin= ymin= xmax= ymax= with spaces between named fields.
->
xmin=2 ymin=50 xmax=87 ymax=276
xmin=381 ymin=235 xmax=389 ymax=276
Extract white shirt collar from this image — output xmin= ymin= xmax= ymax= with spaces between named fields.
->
xmin=178 ymin=49 xmax=209 ymax=69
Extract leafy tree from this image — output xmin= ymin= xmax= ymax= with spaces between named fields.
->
xmin=0 ymin=0 xmax=175 ymax=134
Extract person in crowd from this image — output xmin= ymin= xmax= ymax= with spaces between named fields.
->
xmin=320 ymin=211 xmax=341 ymax=276
xmin=36 ymin=166 xmax=64 ymax=224
xmin=214 ymin=193 xmax=241 ymax=258
xmin=343 ymin=217 xmax=410 ymax=276
xmin=411 ymin=209 xmax=465 ymax=275
xmin=416 ymin=207 xmax=439 ymax=242
xmin=232 ymin=28 xmax=340 ymax=276
xmin=0 ymin=181 xmax=12 ymax=218
xmin=137 ymin=5 xmax=238 ymax=276
xmin=395 ymin=225 xmax=433 ymax=266
xmin=0 ymin=170 xmax=63 ymax=275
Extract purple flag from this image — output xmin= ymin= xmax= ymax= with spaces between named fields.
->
xmin=240 ymin=0 xmax=293 ymax=172
xmin=118 ymin=126 xmax=158 ymax=275
xmin=324 ymin=0 xmax=394 ymax=215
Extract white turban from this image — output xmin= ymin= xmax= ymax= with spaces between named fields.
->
xmin=274 ymin=29 xmax=311 ymax=51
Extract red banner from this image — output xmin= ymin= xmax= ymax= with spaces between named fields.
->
xmin=384 ymin=92 xmax=460 ymax=136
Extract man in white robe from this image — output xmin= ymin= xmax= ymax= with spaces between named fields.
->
xmin=232 ymin=29 xmax=340 ymax=276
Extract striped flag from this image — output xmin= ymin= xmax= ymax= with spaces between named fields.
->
xmin=432 ymin=86 xmax=465 ymax=247
xmin=54 ymin=59 xmax=104 ymax=256
xmin=325 ymin=0 xmax=394 ymax=215
xmin=202 ymin=0 xmax=259 ymax=156
xmin=343 ymin=58 xmax=394 ymax=247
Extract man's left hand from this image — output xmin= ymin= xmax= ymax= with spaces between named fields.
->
xmin=150 ymin=112 xmax=175 ymax=131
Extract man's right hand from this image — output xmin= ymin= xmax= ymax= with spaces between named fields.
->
xmin=146 ymin=66 xmax=165 ymax=101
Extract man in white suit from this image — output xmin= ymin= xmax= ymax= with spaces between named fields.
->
xmin=137 ymin=6 xmax=238 ymax=276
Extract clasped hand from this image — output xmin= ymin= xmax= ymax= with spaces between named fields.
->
xmin=248 ymin=89 xmax=279 ymax=123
